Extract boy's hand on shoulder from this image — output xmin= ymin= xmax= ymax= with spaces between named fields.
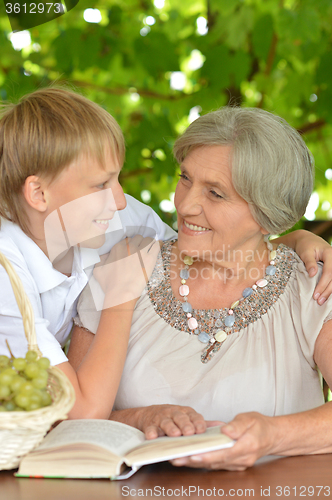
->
xmin=293 ymin=230 xmax=332 ymax=304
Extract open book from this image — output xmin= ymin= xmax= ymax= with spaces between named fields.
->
xmin=16 ymin=419 xmax=234 ymax=480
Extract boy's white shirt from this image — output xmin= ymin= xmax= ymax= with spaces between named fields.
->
xmin=0 ymin=195 xmax=176 ymax=365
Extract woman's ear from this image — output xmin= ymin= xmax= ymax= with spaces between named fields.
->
xmin=22 ymin=175 xmax=48 ymax=212
xmin=260 ymin=227 xmax=270 ymax=236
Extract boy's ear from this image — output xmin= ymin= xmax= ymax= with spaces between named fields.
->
xmin=22 ymin=175 xmax=48 ymax=212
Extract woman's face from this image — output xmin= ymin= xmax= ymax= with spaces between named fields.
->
xmin=174 ymin=145 xmax=267 ymax=266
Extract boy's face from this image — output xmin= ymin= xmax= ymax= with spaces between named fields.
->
xmin=44 ymin=147 xmax=127 ymax=251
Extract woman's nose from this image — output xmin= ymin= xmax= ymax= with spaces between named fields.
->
xmin=177 ymin=188 xmax=202 ymax=216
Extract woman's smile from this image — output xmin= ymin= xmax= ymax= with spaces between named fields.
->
xmin=182 ymin=219 xmax=211 ymax=234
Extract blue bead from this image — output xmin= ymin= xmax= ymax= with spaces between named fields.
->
xmin=198 ymin=332 xmax=210 ymax=343
xmin=180 ymin=269 xmax=189 ymax=280
xmin=182 ymin=302 xmax=192 ymax=313
xmin=224 ymin=315 xmax=235 ymax=327
xmin=266 ymin=265 xmax=276 ymax=276
xmin=242 ymin=287 xmax=253 ymax=298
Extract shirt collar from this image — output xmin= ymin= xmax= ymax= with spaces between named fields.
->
xmin=0 ymin=219 xmax=100 ymax=294
xmin=78 ymin=246 xmax=101 ymax=270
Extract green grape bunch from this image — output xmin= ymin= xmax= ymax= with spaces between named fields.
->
xmin=0 ymin=349 xmax=52 ymax=412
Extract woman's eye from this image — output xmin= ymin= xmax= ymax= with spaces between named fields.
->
xmin=210 ymin=190 xmax=223 ymax=199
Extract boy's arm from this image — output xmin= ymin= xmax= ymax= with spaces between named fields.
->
xmin=67 ymin=324 xmax=206 ymax=434
xmin=275 ymin=230 xmax=332 ymax=304
xmin=57 ymin=235 xmax=157 ymax=419
xmin=60 ymin=304 xmax=134 ymax=419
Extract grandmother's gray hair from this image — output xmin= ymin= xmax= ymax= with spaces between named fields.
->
xmin=173 ymin=106 xmax=314 ymax=234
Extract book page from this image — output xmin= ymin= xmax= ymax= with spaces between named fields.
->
xmin=36 ymin=419 xmax=146 ymax=457
xmin=125 ymin=426 xmax=234 ymax=466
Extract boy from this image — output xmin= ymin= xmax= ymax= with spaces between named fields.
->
xmin=0 ymin=87 xmax=330 ymax=424
xmin=0 ymin=87 xmax=175 ymax=419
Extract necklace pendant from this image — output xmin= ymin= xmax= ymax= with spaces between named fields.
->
xmin=270 ymin=250 xmax=277 ymax=260
xmin=256 ymin=278 xmax=268 ymax=288
xmin=188 ymin=317 xmax=198 ymax=330
xmin=224 ymin=315 xmax=235 ymax=327
xmin=179 ymin=284 xmax=189 ymax=296
xmin=183 ymin=255 xmax=194 ymax=266
xmin=198 ymin=332 xmax=210 ymax=343
xmin=243 ymin=287 xmax=253 ymax=298
xmin=215 ymin=330 xmax=227 ymax=342
xmin=266 ymin=265 xmax=276 ymax=276
xmin=180 ymin=269 xmax=189 ymax=280
xmin=182 ymin=302 xmax=192 ymax=313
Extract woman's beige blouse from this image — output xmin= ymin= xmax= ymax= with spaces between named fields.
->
xmin=76 ymin=242 xmax=332 ymax=423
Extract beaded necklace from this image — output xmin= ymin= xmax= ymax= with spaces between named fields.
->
xmin=179 ymin=236 xmax=277 ymax=356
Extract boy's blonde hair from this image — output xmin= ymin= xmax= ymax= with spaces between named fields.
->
xmin=0 ymin=87 xmax=125 ymax=234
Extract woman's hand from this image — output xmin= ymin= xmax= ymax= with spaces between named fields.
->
xmin=93 ymin=235 xmax=160 ymax=309
xmin=110 ymin=405 xmax=207 ymax=439
xmin=277 ymin=230 xmax=332 ymax=304
xmin=171 ymin=412 xmax=276 ymax=471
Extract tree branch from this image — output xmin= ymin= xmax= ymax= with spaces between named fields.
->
xmin=305 ymin=220 xmax=332 ymax=237
xmin=64 ymin=79 xmax=188 ymax=101
xmin=258 ymin=0 xmax=284 ymax=108
xmin=120 ymin=168 xmax=154 ymax=179
xmin=297 ymin=119 xmax=326 ymax=135
xmin=257 ymin=32 xmax=279 ymax=108
xmin=207 ymin=0 xmax=218 ymax=30
xmin=265 ymin=32 xmax=278 ymax=76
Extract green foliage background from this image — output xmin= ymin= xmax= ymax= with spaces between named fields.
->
xmin=1 ymin=0 xmax=332 ymax=231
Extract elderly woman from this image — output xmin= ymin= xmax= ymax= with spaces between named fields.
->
xmin=70 ymin=106 xmax=332 ymax=471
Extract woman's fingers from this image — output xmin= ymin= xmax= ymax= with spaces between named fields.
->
xmin=171 ymin=412 xmax=276 ymax=471
xmin=206 ymin=420 xmax=226 ymax=428
xmin=139 ymin=405 xmax=206 ymax=440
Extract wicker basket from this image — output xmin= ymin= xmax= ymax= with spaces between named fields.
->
xmin=0 ymin=251 xmax=75 ymax=470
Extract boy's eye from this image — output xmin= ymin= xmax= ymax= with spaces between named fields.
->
xmin=96 ymin=181 xmax=108 ymax=189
